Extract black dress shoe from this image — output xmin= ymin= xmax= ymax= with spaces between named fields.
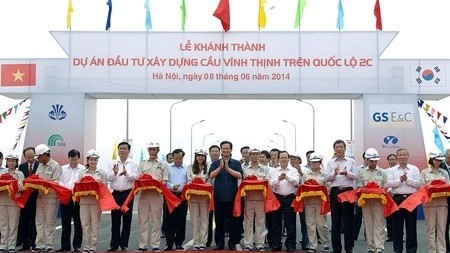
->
xmin=175 ymin=246 xmax=183 ymax=251
xmin=228 ymin=244 xmax=236 ymax=251
xmin=107 ymin=248 xmax=119 ymax=252
xmin=120 ymin=247 xmax=127 ymax=251
xmin=214 ymin=245 xmax=224 ymax=250
xmin=164 ymin=246 xmax=173 ymax=251
xmin=73 ymin=249 xmax=81 ymax=252
xmin=286 ymin=249 xmax=294 ymax=252
xmin=386 ymin=237 xmax=393 ymax=242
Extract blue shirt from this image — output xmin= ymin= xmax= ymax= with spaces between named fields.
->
xmin=167 ymin=163 xmax=188 ymax=193
xmin=208 ymin=158 xmax=243 ymax=202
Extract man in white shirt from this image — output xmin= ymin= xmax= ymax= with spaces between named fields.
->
xmin=268 ymin=151 xmax=299 ymax=252
xmin=106 ymin=142 xmax=139 ymax=252
xmin=57 ymin=149 xmax=85 ymax=252
xmin=386 ymin=148 xmax=421 ymax=253
xmin=325 ymin=140 xmax=358 ymax=253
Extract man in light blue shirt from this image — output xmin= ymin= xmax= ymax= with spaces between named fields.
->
xmin=164 ymin=149 xmax=188 ymax=251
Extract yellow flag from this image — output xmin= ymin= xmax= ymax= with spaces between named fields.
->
xmin=258 ymin=0 xmax=266 ymax=28
xmin=66 ymin=0 xmax=74 ymax=29
xmin=112 ymin=141 xmax=118 ymax=160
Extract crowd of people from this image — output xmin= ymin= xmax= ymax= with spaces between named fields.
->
xmin=0 ymin=140 xmax=450 ymax=253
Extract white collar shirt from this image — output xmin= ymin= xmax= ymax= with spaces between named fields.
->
xmin=106 ymin=158 xmax=139 ymax=191
xmin=60 ymin=163 xmax=86 ymax=190
xmin=386 ymin=164 xmax=421 ymax=194
xmin=325 ymin=157 xmax=358 ymax=188
xmin=268 ymin=166 xmax=300 ymax=196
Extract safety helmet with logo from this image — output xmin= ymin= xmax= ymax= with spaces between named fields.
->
xmin=86 ymin=149 xmax=100 ymax=158
xmin=309 ymin=152 xmax=324 ymax=162
xmin=34 ymin=144 xmax=50 ymax=157
xmin=364 ymin=148 xmax=380 ymax=161
xmin=147 ymin=141 xmax=160 ymax=148
xmin=5 ymin=151 xmax=19 ymax=160
xmin=194 ymin=148 xmax=208 ymax=156
xmin=429 ymin=152 xmax=445 ymax=161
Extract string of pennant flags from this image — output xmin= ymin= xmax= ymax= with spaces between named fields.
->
xmin=65 ymin=0 xmax=383 ymax=32
xmin=0 ymin=98 xmax=28 ymax=124
xmin=417 ymin=99 xmax=450 ymax=142
xmin=12 ymin=103 xmax=31 ymax=150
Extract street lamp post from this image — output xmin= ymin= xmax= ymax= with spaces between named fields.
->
xmin=170 ymin=99 xmax=187 ymax=152
xmin=202 ymin=132 xmax=214 ymax=147
xmin=282 ymin=119 xmax=297 ymax=151
xmin=297 ymin=99 xmax=315 ymax=150
xmin=191 ymin=119 xmax=205 ymax=164
xmin=270 ymin=140 xmax=279 ymax=148
xmin=274 ymin=132 xmax=286 ymax=150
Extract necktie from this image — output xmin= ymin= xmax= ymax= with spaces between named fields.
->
xmin=29 ymin=164 xmax=33 ymax=176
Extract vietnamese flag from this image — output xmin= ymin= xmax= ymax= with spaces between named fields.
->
xmin=1 ymin=64 xmax=36 ymax=87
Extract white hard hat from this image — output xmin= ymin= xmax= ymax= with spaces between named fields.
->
xmin=309 ymin=152 xmax=323 ymax=162
xmin=147 ymin=141 xmax=160 ymax=148
xmin=86 ymin=149 xmax=100 ymax=158
xmin=429 ymin=152 xmax=445 ymax=161
xmin=290 ymin=151 xmax=302 ymax=159
xmin=5 ymin=151 xmax=19 ymax=160
xmin=194 ymin=148 xmax=208 ymax=156
xmin=34 ymin=144 xmax=50 ymax=157
xmin=364 ymin=148 xmax=380 ymax=161
xmin=249 ymin=148 xmax=261 ymax=154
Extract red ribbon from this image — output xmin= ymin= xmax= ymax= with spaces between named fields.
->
xmin=73 ymin=176 xmax=119 ymax=211
xmin=338 ymin=182 xmax=398 ymax=217
xmin=233 ymin=176 xmax=280 ymax=217
xmin=0 ymin=173 xmax=20 ymax=205
xmin=121 ymin=174 xmax=181 ymax=213
xmin=16 ymin=174 xmax=72 ymax=207
xmin=399 ymin=179 xmax=450 ymax=212
xmin=291 ymin=179 xmax=330 ymax=215
xmin=181 ymin=177 xmax=215 ymax=211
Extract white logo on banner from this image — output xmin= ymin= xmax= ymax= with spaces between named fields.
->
xmin=370 ymin=104 xmax=414 ymax=128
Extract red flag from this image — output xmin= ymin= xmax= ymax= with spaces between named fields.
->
xmin=374 ymin=0 xmax=382 ymax=31
xmin=1 ymin=64 xmax=36 ymax=87
xmin=213 ymin=0 xmax=230 ymax=32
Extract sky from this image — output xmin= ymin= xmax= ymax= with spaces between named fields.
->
xmin=1 ymin=0 xmax=450 ymax=168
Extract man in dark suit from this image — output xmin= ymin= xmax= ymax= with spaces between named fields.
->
xmin=17 ymin=147 xmax=39 ymax=251
xmin=441 ymin=149 xmax=450 ymax=253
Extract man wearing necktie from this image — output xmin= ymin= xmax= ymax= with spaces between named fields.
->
xmin=17 ymin=147 xmax=39 ymax=251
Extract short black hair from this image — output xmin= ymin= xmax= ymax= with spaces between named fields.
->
xmin=240 ymin=146 xmax=250 ymax=154
xmin=387 ymin=154 xmax=397 ymax=160
xmin=166 ymin=153 xmax=173 ymax=159
xmin=333 ymin=139 xmax=346 ymax=149
xmin=0 ymin=151 xmax=3 ymax=159
xmin=279 ymin=150 xmax=290 ymax=158
xmin=270 ymin=148 xmax=280 ymax=155
xmin=261 ymin=150 xmax=271 ymax=159
xmin=220 ymin=141 xmax=233 ymax=150
xmin=362 ymin=151 xmax=366 ymax=159
xmin=118 ymin=141 xmax=131 ymax=150
xmin=172 ymin=148 xmax=185 ymax=157
xmin=209 ymin=145 xmax=220 ymax=152
xmin=306 ymin=150 xmax=315 ymax=157
xmin=68 ymin=149 xmax=81 ymax=158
